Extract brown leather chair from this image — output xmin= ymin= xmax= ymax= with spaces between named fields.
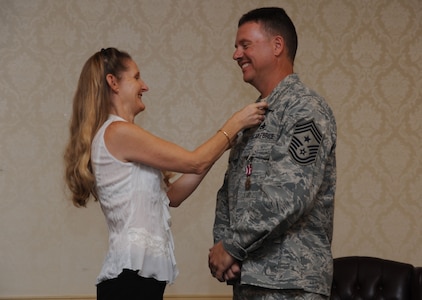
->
xmin=330 ymin=256 xmax=422 ymax=300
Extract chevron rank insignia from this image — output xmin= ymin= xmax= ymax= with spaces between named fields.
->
xmin=288 ymin=120 xmax=322 ymax=165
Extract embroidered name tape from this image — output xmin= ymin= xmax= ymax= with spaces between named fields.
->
xmin=289 ymin=120 xmax=322 ymax=165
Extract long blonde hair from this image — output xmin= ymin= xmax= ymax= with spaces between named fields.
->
xmin=64 ymin=48 xmax=131 ymax=207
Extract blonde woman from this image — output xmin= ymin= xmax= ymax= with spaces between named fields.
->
xmin=64 ymin=47 xmax=267 ymax=300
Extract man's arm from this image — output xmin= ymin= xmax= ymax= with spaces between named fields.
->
xmin=215 ymin=112 xmax=336 ymax=271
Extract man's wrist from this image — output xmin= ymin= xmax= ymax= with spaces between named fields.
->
xmin=222 ymin=239 xmax=247 ymax=261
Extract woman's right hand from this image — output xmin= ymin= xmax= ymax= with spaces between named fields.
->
xmin=218 ymin=101 xmax=268 ymax=148
xmin=233 ymin=101 xmax=268 ymax=130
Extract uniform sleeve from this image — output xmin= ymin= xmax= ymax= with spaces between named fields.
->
xmin=222 ymin=99 xmax=336 ymax=261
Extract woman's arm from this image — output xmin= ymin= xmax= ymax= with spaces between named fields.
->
xmin=166 ymin=168 xmax=211 ymax=207
xmin=105 ymin=102 xmax=267 ymax=174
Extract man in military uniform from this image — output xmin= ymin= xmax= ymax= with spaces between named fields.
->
xmin=208 ymin=7 xmax=337 ymax=300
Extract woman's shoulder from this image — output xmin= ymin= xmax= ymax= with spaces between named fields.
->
xmin=106 ymin=118 xmax=141 ymax=137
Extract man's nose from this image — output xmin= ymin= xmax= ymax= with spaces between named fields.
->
xmin=232 ymin=48 xmax=242 ymax=61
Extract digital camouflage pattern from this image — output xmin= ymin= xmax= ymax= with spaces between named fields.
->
xmin=233 ymin=284 xmax=328 ymax=300
xmin=213 ymin=74 xmax=337 ymax=296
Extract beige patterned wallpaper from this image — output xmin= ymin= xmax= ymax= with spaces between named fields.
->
xmin=0 ymin=0 xmax=420 ymax=297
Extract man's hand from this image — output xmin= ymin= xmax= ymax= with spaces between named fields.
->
xmin=208 ymin=241 xmax=237 ymax=282
xmin=224 ymin=261 xmax=241 ymax=282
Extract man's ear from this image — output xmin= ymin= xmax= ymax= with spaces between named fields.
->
xmin=273 ymin=35 xmax=284 ymax=56
xmin=106 ymin=74 xmax=119 ymax=93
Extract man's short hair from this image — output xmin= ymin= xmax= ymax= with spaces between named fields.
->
xmin=239 ymin=7 xmax=298 ymax=62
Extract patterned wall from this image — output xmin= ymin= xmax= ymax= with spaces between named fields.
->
xmin=0 ymin=0 xmax=420 ymax=297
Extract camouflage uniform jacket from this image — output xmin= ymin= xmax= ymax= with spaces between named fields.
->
xmin=213 ymin=74 xmax=337 ymax=296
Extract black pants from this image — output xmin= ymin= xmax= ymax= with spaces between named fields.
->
xmin=97 ymin=269 xmax=167 ymax=300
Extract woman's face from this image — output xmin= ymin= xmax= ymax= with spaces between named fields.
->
xmin=117 ymin=59 xmax=149 ymax=115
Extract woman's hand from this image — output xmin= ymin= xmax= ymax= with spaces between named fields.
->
xmin=219 ymin=102 xmax=268 ymax=148
xmin=233 ymin=101 xmax=268 ymax=130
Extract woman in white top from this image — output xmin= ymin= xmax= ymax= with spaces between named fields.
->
xmin=64 ymin=48 xmax=267 ymax=300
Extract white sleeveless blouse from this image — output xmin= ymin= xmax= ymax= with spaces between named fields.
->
xmin=91 ymin=115 xmax=178 ymax=284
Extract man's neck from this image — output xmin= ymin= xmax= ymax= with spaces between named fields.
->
xmin=258 ymin=70 xmax=293 ymax=98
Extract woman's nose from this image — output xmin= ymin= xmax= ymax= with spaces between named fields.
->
xmin=141 ymin=80 xmax=149 ymax=92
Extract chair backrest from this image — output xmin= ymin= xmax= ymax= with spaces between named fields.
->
xmin=331 ymin=256 xmax=414 ymax=300
xmin=413 ymin=267 xmax=422 ymax=300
